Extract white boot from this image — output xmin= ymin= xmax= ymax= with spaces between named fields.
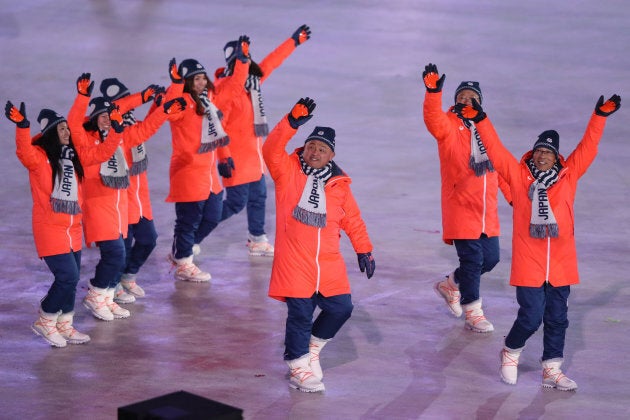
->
xmin=114 ymin=283 xmax=136 ymax=304
xmin=31 ymin=308 xmax=67 ymax=348
xmin=462 ymin=298 xmax=494 ymax=333
xmin=286 ymin=354 xmax=325 ymax=392
xmin=542 ymin=358 xmax=578 ymax=391
xmin=247 ymin=233 xmax=274 ymax=257
xmin=309 ymin=335 xmax=330 ymax=381
xmin=500 ymin=346 xmax=523 ymax=385
xmin=56 ymin=311 xmax=91 ymax=344
xmin=104 ymin=288 xmax=131 ymax=319
xmin=120 ymin=273 xmax=145 ymax=297
xmin=171 ymin=255 xmax=211 ymax=282
xmin=83 ymin=282 xmax=114 ymax=321
xmin=434 ymin=271 xmax=462 ymax=317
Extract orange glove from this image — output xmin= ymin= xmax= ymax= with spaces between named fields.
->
xmin=422 ymin=63 xmax=445 ymax=93
xmin=76 ymin=73 xmax=94 ymax=96
xmin=595 ymin=94 xmax=621 ymax=117
xmin=108 ymin=105 xmax=125 ymax=133
xmin=5 ymin=101 xmax=30 ymax=128
xmin=163 ymin=97 xmax=187 ymax=115
xmin=454 ymin=98 xmax=486 ymax=123
xmin=287 ymin=97 xmax=316 ymax=129
xmin=291 ymin=25 xmax=311 ymax=46
xmin=169 ymin=58 xmax=183 ymax=84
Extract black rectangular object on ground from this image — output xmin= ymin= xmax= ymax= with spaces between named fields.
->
xmin=118 ymin=390 xmax=243 ymax=420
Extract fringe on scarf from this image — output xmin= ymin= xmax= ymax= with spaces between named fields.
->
xmin=50 ymin=198 xmax=81 ymax=215
xmin=197 ymin=136 xmax=230 ymax=154
xmin=469 ymin=156 xmax=494 ymax=177
xmin=129 ymin=155 xmax=148 ymax=176
xmin=292 ymin=206 xmax=327 ymax=228
xmin=530 ymin=223 xmax=559 ymax=239
xmin=100 ymin=174 xmax=130 ymax=189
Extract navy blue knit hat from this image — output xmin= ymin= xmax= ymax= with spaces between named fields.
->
xmin=305 ymin=126 xmax=336 ymax=152
xmin=37 ymin=109 xmax=66 ymax=135
xmin=454 ymin=81 xmax=483 ymax=104
xmin=532 ymin=130 xmax=560 ymax=157
xmin=100 ymin=78 xmax=129 ymax=101
xmin=87 ymin=97 xmax=111 ymax=120
xmin=178 ymin=59 xmax=206 ymax=79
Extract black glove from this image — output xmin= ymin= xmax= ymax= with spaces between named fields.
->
xmin=169 ymin=58 xmax=183 ymax=84
xmin=163 ymin=97 xmax=187 ymax=115
xmin=108 ymin=104 xmax=125 ymax=134
xmin=236 ymin=35 xmax=251 ymax=63
xmin=357 ymin=252 xmax=375 ymax=279
xmin=595 ymin=94 xmax=621 ymax=117
xmin=422 ymin=63 xmax=445 ymax=93
xmin=287 ymin=97 xmax=316 ymax=129
xmin=454 ymin=97 xmax=486 ymax=123
xmin=292 ymin=24 xmax=311 ymax=46
xmin=141 ymin=84 xmax=164 ymax=103
xmin=76 ymin=72 xmax=94 ymax=97
xmin=218 ymin=157 xmax=235 ymax=178
xmin=5 ymin=101 xmax=30 ymax=128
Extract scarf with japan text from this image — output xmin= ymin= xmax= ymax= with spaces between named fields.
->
xmin=50 ymin=145 xmax=81 ymax=214
xmin=293 ymin=153 xmax=333 ymax=227
xmin=527 ymin=159 xmax=560 ymax=238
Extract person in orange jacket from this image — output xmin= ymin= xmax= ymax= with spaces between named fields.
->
xmin=263 ymin=97 xmax=375 ymax=393
xmin=68 ymin=73 xmax=185 ymax=321
xmin=99 ymin=78 xmax=164 ymax=301
xmin=163 ymin=52 xmax=243 ymax=282
xmin=214 ymin=25 xmax=311 ymax=257
xmin=422 ymin=63 xmax=511 ymax=333
xmin=455 ymin=93 xmax=621 ymax=391
xmin=5 ymin=101 xmax=120 ymax=347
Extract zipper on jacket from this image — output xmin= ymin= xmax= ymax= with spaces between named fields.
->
xmin=545 ymin=236 xmax=551 ymax=283
xmin=481 ymin=173 xmax=487 ymax=233
xmin=315 ymin=228 xmax=322 ymax=293
xmin=66 ymin=214 xmax=74 ymax=250
xmin=134 ymin=175 xmax=143 ymax=218
xmin=257 ymin=136 xmax=264 ymax=174
xmin=116 ymin=190 xmax=122 ymax=234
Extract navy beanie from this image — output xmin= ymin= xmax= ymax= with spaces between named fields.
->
xmin=532 ymin=130 xmax=560 ymax=157
xmin=454 ymin=81 xmax=483 ymax=104
xmin=178 ymin=59 xmax=206 ymax=79
xmin=87 ymin=97 xmax=111 ymax=120
xmin=37 ymin=109 xmax=66 ymax=135
xmin=100 ymin=78 xmax=130 ymax=101
xmin=305 ymin=126 xmax=336 ymax=152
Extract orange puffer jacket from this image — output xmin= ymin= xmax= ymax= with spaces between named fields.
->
xmin=475 ymin=113 xmax=607 ymax=287
xmin=214 ymin=37 xmax=297 ymax=187
xmin=423 ymin=91 xmax=510 ymax=244
xmin=15 ymin=124 xmax=119 ymax=257
xmin=263 ymin=117 xmax=373 ymax=301
xmin=68 ymin=94 xmax=167 ymax=244
xmin=164 ymin=84 xmax=233 ymax=203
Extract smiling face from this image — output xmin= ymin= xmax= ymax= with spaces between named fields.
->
xmin=56 ymin=121 xmax=70 ymax=145
xmin=96 ymin=112 xmax=111 ymax=132
xmin=455 ymin=89 xmax=481 ymax=106
xmin=192 ymin=73 xmax=208 ymax=95
xmin=302 ymin=140 xmax=335 ymax=169
xmin=532 ymin=147 xmax=557 ymax=171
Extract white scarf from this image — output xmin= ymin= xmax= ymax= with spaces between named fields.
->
xmin=123 ymin=110 xmax=148 ymax=175
xmin=198 ymin=89 xmax=229 ymax=153
xmin=244 ymin=75 xmax=268 ymax=137
xmin=466 ymin=120 xmax=494 ymax=176
xmin=293 ymin=154 xmax=333 ymax=227
xmin=527 ymin=159 xmax=560 ymax=238
xmin=50 ymin=145 xmax=81 ymax=215
xmin=99 ymin=131 xmax=129 ymax=189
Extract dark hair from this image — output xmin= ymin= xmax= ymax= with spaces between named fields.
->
xmin=183 ymin=76 xmax=216 ymax=116
xmin=32 ymin=126 xmax=85 ymax=188
xmin=226 ymin=59 xmax=263 ymax=78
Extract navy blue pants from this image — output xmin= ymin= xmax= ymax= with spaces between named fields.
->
xmin=92 ymin=236 xmax=126 ymax=289
xmin=284 ymin=293 xmax=353 ymax=360
xmin=453 ymin=234 xmax=500 ymax=304
xmin=41 ymin=250 xmax=82 ymax=314
xmin=172 ymin=192 xmax=222 ymax=259
xmin=221 ymin=175 xmax=267 ymax=237
xmin=505 ymin=283 xmax=570 ymax=361
xmin=124 ymin=217 xmax=158 ymax=275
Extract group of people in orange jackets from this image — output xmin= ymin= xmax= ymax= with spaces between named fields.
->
xmin=6 ymin=24 xmax=380 ymax=393
xmin=422 ymin=62 xmax=620 ymax=391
